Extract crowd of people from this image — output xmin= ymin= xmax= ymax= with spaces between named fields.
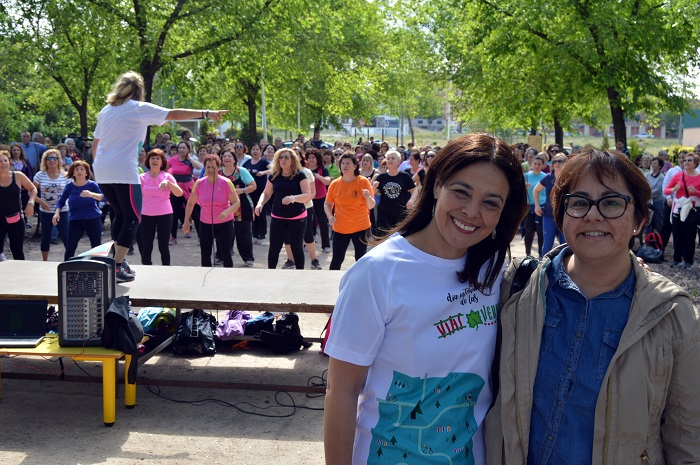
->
xmin=4 ymin=121 xmax=700 ymax=275
xmin=0 ymin=104 xmax=448 ymax=275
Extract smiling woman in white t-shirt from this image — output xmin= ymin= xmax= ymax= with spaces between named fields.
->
xmin=91 ymin=71 xmax=228 ymax=282
xmin=323 ymin=134 xmax=528 ymax=465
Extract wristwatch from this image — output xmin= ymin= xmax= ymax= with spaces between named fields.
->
xmin=28 ymin=200 xmax=35 ymax=206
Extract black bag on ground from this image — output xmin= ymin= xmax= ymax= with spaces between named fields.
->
xmin=172 ymin=309 xmax=217 ymax=356
xmin=257 ymin=312 xmax=309 ymax=354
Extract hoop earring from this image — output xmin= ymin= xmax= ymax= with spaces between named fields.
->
xmin=491 ymin=229 xmax=497 ymax=240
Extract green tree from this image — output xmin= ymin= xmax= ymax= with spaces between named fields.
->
xmin=422 ymin=0 xmax=700 ymax=146
xmin=0 ymin=0 xmax=121 ymax=138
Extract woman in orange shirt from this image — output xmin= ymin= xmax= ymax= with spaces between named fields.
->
xmin=324 ymin=152 xmax=375 ymax=270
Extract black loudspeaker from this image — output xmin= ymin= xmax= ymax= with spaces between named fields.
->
xmin=57 ymin=257 xmax=115 ymax=347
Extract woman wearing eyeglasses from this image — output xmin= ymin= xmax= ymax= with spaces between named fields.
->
xmin=663 ymin=152 xmax=700 ymax=269
xmin=532 ymin=153 xmax=568 ymax=255
xmin=33 ymin=149 xmax=70 ymax=260
xmin=485 ymin=146 xmax=700 ymax=465
xmin=254 ymin=148 xmax=312 ymax=269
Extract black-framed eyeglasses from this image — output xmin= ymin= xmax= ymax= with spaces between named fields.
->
xmin=564 ymin=194 xmax=633 ymax=219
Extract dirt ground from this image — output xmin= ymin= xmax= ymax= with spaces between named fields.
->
xmin=1 ymin=220 xmax=698 ymax=464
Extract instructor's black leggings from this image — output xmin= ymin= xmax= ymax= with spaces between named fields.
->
xmin=99 ymin=183 xmax=141 ymax=250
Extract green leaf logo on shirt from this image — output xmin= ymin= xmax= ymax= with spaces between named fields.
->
xmin=466 ymin=310 xmax=483 ymax=330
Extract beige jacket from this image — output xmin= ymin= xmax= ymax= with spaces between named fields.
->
xmin=484 ymin=246 xmax=700 ymax=465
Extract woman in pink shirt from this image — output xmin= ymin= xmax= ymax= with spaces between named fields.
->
xmin=183 ymin=154 xmax=240 ymax=268
xmin=664 ymin=152 xmax=700 ymax=269
xmin=139 ymin=149 xmax=182 ymax=265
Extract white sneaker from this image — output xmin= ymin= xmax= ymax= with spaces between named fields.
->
xmin=0 ymin=252 xmax=5 ymax=262
xmin=259 ymin=239 xmax=267 ymax=246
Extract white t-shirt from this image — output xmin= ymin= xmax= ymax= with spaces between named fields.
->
xmin=92 ymin=100 xmax=170 ymax=184
xmin=33 ymin=171 xmax=70 ymax=213
xmin=301 ymin=167 xmax=314 ymax=209
xmin=325 ymin=234 xmax=501 ymax=465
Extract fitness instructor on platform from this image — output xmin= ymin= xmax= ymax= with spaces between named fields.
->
xmin=92 ymin=71 xmax=227 ymax=282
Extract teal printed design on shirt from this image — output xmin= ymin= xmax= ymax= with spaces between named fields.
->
xmin=367 ymin=371 xmax=484 ymax=465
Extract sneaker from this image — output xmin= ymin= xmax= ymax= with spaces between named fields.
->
xmin=244 ymin=260 xmax=254 ymax=267
xmin=127 ymin=248 xmax=134 ymax=256
xmin=311 ymin=259 xmax=322 ymax=270
xmin=169 ymin=237 xmax=177 ymax=246
xmin=252 ymin=238 xmax=260 ymax=245
xmin=282 ymin=259 xmax=295 ymax=269
xmin=185 ymin=232 xmax=192 ymax=238
xmin=322 ymin=247 xmax=331 ymax=253
xmin=684 ymin=263 xmax=693 ymax=270
xmin=670 ymin=261 xmax=681 ymax=268
xmin=0 ymin=252 xmax=5 ymax=262
xmin=121 ymin=260 xmax=136 ymax=275
xmin=215 ymin=257 xmax=223 ymax=266
xmin=115 ymin=267 xmax=135 ymax=283
xmin=259 ymin=239 xmax=267 ymax=246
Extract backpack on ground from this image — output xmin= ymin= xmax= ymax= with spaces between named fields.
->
xmin=257 ymin=312 xmax=310 ymax=354
xmin=644 ymin=232 xmax=663 ymax=250
xmin=172 ymin=309 xmax=217 ymax=356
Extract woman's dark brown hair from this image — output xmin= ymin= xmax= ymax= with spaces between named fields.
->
xmin=552 ymin=146 xmax=651 ymax=229
xmin=145 ymin=149 xmax=168 ymax=171
xmin=338 ymin=151 xmax=360 ymax=176
xmin=393 ymin=133 xmax=528 ymax=292
xmin=66 ymin=160 xmax=93 ymax=180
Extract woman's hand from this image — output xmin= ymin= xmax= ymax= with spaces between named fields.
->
xmin=534 ymin=204 xmax=543 ymax=217
xmin=362 ymin=189 xmax=371 ymax=198
xmin=254 ymin=204 xmax=263 ymax=217
xmin=80 ymin=190 xmax=94 ymax=198
xmin=208 ymin=110 xmax=229 ymax=122
xmin=182 ymin=221 xmax=191 ymax=235
xmin=159 ymin=180 xmax=170 ymax=190
xmin=328 ymin=215 xmax=337 ymax=225
xmin=282 ymin=195 xmax=295 ymax=205
xmin=218 ymin=212 xmax=229 ymax=221
xmin=689 ymin=186 xmax=696 ymax=195
xmin=406 ymin=199 xmax=415 ymax=210
xmin=24 ymin=202 xmax=34 ymax=219
xmin=52 ymin=213 xmax=60 ymax=226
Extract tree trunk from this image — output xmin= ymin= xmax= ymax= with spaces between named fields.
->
xmin=246 ymin=91 xmax=257 ymax=147
xmin=554 ymin=117 xmax=564 ymax=147
xmin=408 ymin=117 xmax=415 ymax=145
xmin=607 ymin=86 xmax=627 ymax=150
xmin=79 ymin=103 xmax=89 ymax=139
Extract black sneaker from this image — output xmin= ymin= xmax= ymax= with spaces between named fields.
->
xmin=282 ymin=259 xmax=295 ymax=269
xmin=311 ymin=259 xmax=322 ymax=270
xmin=121 ymin=260 xmax=135 ymax=275
xmin=116 ymin=266 xmax=135 ymax=283
xmin=670 ymin=261 xmax=682 ymax=268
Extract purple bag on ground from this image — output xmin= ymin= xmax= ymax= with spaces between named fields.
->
xmin=215 ymin=310 xmax=251 ymax=341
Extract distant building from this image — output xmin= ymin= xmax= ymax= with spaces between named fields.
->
xmin=682 ymin=109 xmax=700 ymax=147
